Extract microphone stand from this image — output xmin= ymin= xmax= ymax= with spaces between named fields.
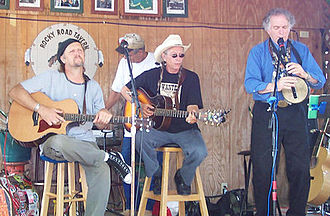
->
xmin=122 ymin=47 xmax=142 ymax=216
xmin=268 ymin=57 xmax=280 ymax=216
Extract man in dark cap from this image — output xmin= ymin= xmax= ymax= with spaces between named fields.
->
xmin=9 ymin=38 xmax=132 ymax=216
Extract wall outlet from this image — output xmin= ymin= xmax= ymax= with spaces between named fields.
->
xmin=221 ymin=183 xmax=228 ymax=194
xmin=300 ymin=31 xmax=309 ymax=38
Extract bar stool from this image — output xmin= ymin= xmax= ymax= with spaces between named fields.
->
xmin=138 ymin=144 xmax=209 ymax=216
xmin=40 ymin=156 xmax=88 ymax=216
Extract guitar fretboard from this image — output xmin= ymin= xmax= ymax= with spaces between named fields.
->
xmin=63 ymin=113 xmax=132 ymax=124
xmin=154 ymin=109 xmax=201 ymax=119
xmin=312 ymin=118 xmax=330 ymax=158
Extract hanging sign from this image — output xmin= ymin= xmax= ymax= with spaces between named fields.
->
xmin=29 ymin=23 xmax=101 ymax=78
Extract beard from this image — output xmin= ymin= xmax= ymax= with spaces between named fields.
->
xmin=73 ymin=56 xmax=84 ymax=67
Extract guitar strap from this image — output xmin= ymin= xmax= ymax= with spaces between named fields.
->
xmin=287 ymin=40 xmax=302 ymax=65
xmin=80 ymin=74 xmax=90 ymax=125
xmin=174 ymin=68 xmax=186 ymax=109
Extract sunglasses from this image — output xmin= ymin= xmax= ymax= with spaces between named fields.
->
xmin=171 ymin=53 xmax=185 ymax=58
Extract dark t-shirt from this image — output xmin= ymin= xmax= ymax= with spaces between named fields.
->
xmin=127 ymin=67 xmax=203 ymax=133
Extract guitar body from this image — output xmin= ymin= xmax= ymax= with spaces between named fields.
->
xmin=8 ymin=92 xmax=79 ymax=147
xmin=308 ymin=146 xmax=330 ymax=205
xmin=124 ymin=88 xmax=173 ymax=131
xmin=282 ymin=77 xmax=309 ymax=104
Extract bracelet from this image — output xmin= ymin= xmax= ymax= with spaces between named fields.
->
xmin=33 ymin=103 xmax=40 ymax=112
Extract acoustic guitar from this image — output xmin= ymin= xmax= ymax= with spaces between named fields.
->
xmin=308 ymin=118 xmax=330 ymax=205
xmin=8 ymin=92 xmax=153 ymax=147
xmin=124 ymin=88 xmax=230 ymax=131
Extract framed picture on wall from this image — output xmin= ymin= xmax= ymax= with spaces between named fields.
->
xmin=91 ymin=0 xmax=117 ymax=15
xmin=50 ymin=0 xmax=83 ymax=13
xmin=16 ymin=0 xmax=44 ymax=11
xmin=0 ymin=0 xmax=9 ymax=9
xmin=123 ymin=0 xmax=160 ymax=17
xmin=163 ymin=0 xmax=187 ymax=17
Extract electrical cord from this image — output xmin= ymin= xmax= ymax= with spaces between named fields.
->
xmin=267 ymin=112 xmax=279 ymax=216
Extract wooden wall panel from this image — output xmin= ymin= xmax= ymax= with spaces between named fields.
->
xmin=0 ymin=0 xmax=328 ymax=207
xmin=5 ymin=16 xmax=18 ymax=107
xmin=0 ymin=18 xmax=6 ymax=111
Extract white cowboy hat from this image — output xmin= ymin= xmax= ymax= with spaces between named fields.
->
xmin=154 ymin=34 xmax=191 ymax=63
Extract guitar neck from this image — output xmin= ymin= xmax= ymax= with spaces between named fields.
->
xmin=154 ymin=109 xmax=200 ymax=119
xmin=63 ymin=113 xmax=132 ymax=124
xmin=312 ymin=118 xmax=330 ymax=158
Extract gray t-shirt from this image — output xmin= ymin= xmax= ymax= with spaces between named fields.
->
xmin=21 ymin=70 xmax=105 ymax=142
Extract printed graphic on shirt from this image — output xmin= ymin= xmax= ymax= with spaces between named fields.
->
xmin=160 ymin=82 xmax=181 ymax=109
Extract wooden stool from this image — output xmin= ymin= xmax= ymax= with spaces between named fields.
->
xmin=40 ymin=156 xmax=88 ymax=216
xmin=138 ymin=145 xmax=209 ymax=216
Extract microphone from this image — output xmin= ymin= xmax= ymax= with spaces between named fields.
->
xmin=277 ymin=37 xmax=297 ymax=99
xmin=277 ymin=38 xmax=288 ymax=67
xmin=115 ymin=39 xmax=129 ymax=54
xmin=120 ymin=39 xmax=128 ymax=48
xmin=277 ymin=38 xmax=285 ymax=57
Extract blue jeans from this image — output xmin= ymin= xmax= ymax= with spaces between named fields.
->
xmin=121 ymin=137 xmax=162 ymax=211
xmin=136 ymin=128 xmax=207 ymax=185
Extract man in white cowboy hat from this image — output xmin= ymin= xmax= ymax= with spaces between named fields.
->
xmin=105 ymin=33 xmax=158 ymax=215
xmin=121 ymin=34 xmax=208 ymax=195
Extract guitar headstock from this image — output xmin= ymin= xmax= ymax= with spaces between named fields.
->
xmin=200 ymin=109 xmax=231 ymax=126
xmin=136 ymin=117 xmax=154 ymax=132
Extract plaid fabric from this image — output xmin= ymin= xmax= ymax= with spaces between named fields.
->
xmin=0 ymin=175 xmax=39 ymax=216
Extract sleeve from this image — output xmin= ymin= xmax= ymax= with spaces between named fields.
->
xmin=20 ymin=70 xmax=53 ymax=93
xmin=111 ymin=58 xmax=126 ymax=93
xmin=244 ymin=48 xmax=269 ymax=95
xmin=299 ymin=45 xmax=326 ymax=90
xmin=126 ymin=70 xmax=147 ymax=90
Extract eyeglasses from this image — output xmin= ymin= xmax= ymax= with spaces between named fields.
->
xmin=171 ymin=53 xmax=185 ymax=58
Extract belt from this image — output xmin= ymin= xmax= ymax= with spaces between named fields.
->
xmin=255 ymin=100 xmax=290 ymax=108
xmin=277 ymin=100 xmax=290 ymax=108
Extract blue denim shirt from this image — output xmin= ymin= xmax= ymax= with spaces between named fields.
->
xmin=244 ymin=38 xmax=325 ymax=101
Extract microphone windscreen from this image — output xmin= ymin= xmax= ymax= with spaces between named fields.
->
xmin=277 ymin=38 xmax=284 ymax=46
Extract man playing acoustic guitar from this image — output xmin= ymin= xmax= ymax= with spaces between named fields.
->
xmin=121 ymin=34 xmax=208 ymax=195
xmin=9 ymin=38 xmax=132 ymax=216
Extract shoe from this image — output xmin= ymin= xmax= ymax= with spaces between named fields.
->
xmin=152 ymin=175 xmax=161 ymax=195
xmin=122 ymin=209 xmax=130 ymax=216
xmin=174 ymin=169 xmax=191 ymax=195
xmin=107 ymin=152 xmax=132 ymax=184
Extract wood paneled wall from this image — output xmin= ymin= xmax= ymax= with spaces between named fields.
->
xmin=0 ymin=0 xmax=328 ymax=203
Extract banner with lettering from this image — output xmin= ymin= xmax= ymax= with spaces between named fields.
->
xmin=28 ymin=23 xmax=101 ymax=78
